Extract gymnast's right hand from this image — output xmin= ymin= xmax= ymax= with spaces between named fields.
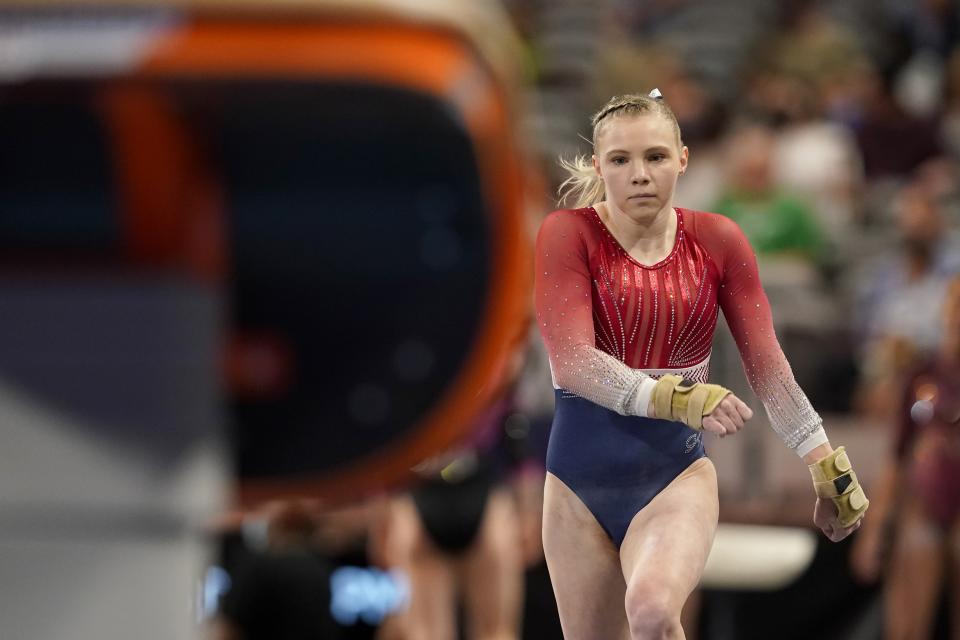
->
xmin=649 ymin=374 xmax=753 ymax=435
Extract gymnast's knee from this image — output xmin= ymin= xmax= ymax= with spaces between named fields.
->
xmin=624 ymin=581 xmax=682 ymax=640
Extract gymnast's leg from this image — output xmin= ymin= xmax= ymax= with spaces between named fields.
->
xmin=619 ymin=457 xmax=719 ymax=640
xmin=460 ymin=487 xmax=523 ymax=640
xmin=883 ymin=497 xmax=945 ymax=640
xmin=542 ymin=472 xmax=631 ymax=639
xmin=945 ymin=516 xmax=960 ymax=640
xmin=376 ymin=496 xmax=458 ymax=640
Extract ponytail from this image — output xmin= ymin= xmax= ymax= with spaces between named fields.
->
xmin=557 ymin=153 xmax=604 ymax=208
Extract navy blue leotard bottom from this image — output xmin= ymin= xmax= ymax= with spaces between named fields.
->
xmin=546 ymin=389 xmax=707 ymax=547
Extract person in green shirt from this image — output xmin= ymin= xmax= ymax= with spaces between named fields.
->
xmin=712 ymin=122 xmax=825 ymax=264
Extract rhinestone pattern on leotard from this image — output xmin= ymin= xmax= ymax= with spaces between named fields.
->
xmin=535 ymin=206 xmax=824 ymax=451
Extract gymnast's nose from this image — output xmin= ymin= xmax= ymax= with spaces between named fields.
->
xmin=631 ymin=163 xmax=650 ymax=184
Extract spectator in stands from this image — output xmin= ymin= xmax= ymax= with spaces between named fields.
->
xmin=743 ymin=68 xmax=864 ymax=243
xmin=829 ymin=59 xmax=942 ymax=179
xmin=853 ymin=180 xmax=960 ymax=419
xmin=711 ymin=122 xmax=827 ymax=267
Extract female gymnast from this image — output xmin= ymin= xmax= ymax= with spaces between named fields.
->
xmin=535 ymin=90 xmax=869 ymax=639
xmin=852 ymin=275 xmax=960 ymax=639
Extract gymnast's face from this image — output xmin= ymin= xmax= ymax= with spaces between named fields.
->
xmin=592 ymin=113 xmax=687 ymax=221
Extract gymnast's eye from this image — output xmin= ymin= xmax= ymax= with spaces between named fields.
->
xmin=610 ymin=156 xmax=628 ymax=165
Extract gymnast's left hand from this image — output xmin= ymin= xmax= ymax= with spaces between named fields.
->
xmin=813 ymin=497 xmax=862 ymax=542
xmin=701 ymin=393 xmax=753 ymax=437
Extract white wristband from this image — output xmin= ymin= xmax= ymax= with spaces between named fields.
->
xmin=795 ymin=428 xmax=828 ymax=458
xmin=634 ymin=377 xmax=658 ymax=418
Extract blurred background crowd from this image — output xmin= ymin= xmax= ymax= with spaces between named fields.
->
xmin=1 ymin=0 xmax=960 ymax=639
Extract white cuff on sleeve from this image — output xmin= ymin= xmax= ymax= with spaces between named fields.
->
xmin=634 ymin=377 xmax=658 ymax=418
xmin=795 ymin=428 xmax=829 ymax=458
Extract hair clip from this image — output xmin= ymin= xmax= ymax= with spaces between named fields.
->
xmin=648 ymin=88 xmax=663 ymax=101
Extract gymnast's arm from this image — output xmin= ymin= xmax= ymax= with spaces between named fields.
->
xmin=534 ymin=211 xmax=658 ymax=417
xmin=705 ymin=212 xmax=826 ymax=454
xmin=705 ymin=213 xmax=868 ymax=536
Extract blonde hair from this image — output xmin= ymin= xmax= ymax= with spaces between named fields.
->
xmin=558 ymin=92 xmax=682 ymax=208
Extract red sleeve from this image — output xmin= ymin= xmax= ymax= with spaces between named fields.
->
xmin=534 ymin=210 xmax=654 ymax=415
xmin=692 ymin=212 xmax=826 ymax=453
xmin=534 ymin=211 xmax=594 ymax=358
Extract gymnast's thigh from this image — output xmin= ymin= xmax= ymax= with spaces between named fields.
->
xmin=949 ymin=517 xmax=960 ymax=640
xmin=542 ymin=472 xmax=631 ymax=640
xmin=884 ymin=497 xmax=947 ymax=640
xmin=619 ymin=457 xmax=719 ymax=613
xmin=377 ymin=496 xmax=458 ymax=640
xmin=460 ymin=488 xmax=524 ymax=639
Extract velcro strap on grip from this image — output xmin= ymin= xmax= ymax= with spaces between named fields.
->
xmin=809 ymin=447 xmax=852 ymax=482
xmin=653 ymin=375 xmax=682 ymax=424
xmin=808 ymin=446 xmax=870 ymax=528
xmin=686 ymin=385 xmax=711 ymax=428
xmin=651 ymin=375 xmax=731 ymax=431
xmin=813 ymin=470 xmax=858 ymax=499
xmin=831 ymin=484 xmax=869 ymax=528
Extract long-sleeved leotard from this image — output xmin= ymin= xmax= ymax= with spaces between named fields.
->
xmin=536 ymin=206 xmax=827 ymax=545
xmin=536 ymin=205 xmax=826 ymax=453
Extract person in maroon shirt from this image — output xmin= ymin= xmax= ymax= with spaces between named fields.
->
xmin=852 ymin=275 xmax=960 ymax=639
xmin=536 ymin=90 xmax=868 ymax=639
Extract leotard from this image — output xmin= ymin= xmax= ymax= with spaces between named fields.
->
xmin=536 ymin=206 xmax=826 ymax=545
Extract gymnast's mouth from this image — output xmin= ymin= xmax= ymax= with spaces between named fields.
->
xmin=628 ymin=193 xmax=656 ymax=199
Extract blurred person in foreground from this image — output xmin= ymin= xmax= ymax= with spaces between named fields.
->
xmin=852 ymin=275 xmax=960 ymax=639
xmin=535 ymin=89 xmax=868 ymax=639
xmin=211 ymin=500 xmax=344 ymax=640
xmin=372 ymin=389 xmax=544 ymax=640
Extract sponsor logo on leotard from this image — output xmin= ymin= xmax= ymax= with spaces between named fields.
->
xmin=684 ymin=433 xmax=701 ymax=454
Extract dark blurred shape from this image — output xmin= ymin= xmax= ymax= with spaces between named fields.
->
xmin=192 ymin=80 xmax=489 ymax=479
xmin=215 ymin=502 xmax=342 ymax=640
xmin=0 ymin=17 xmax=225 ymax=638
xmin=0 ymin=4 xmax=532 ymax=639
xmin=0 ymin=1 xmax=532 ymax=506
xmin=0 ymin=94 xmax=119 ymax=255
